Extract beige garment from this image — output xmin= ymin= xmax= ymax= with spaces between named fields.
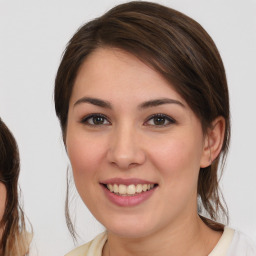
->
xmin=65 ymin=232 xmax=107 ymax=256
xmin=208 ymin=227 xmax=234 ymax=256
xmin=65 ymin=227 xmax=235 ymax=256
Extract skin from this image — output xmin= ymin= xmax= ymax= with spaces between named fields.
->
xmin=0 ymin=182 xmax=6 ymax=237
xmin=66 ymin=48 xmax=225 ymax=256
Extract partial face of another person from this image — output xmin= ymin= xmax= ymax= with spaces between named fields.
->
xmin=0 ymin=182 xmax=6 ymax=232
xmin=66 ymin=48 xmax=213 ymax=238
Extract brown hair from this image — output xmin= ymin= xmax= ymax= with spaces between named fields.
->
xmin=55 ymin=1 xmax=230 ymax=237
xmin=0 ymin=119 xmax=31 ymax=255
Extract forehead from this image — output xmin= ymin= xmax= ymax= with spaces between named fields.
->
xmin=70 ymin=47 xmax=186 ymax=106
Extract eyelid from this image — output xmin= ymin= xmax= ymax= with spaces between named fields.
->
xmin=144 ymin=113 xmax=176 ymax=127
xmin=80 ymin=113 xmax=111 ymax=126
xmin=79 ymin=113 xmax=175 ymax=127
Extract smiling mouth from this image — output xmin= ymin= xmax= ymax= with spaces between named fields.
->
xmin=103 ymin=183 xmax=158 ymax=196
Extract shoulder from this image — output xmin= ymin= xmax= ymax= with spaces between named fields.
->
xmin=227 ymin=229 xmax=256 ymax=256
xmin=65 ymin=232 xmax=107 ymax=256
xmin=209 ymin=227 xmax=256 ymax=256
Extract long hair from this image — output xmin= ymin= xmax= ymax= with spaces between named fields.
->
xmin=0 ymin=118 xmax=31 ymax=255
xmin=54 ymin=1 xmax=230 ymax=238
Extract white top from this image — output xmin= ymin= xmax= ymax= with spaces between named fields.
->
xmin=65 ymin=227 xmax=256 ymax=256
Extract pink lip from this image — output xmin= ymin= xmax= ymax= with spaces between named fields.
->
xmin=100 ymin=177 xmax=156 ymax=186
xmin=101 ymin=182 xmax=158 ymax=207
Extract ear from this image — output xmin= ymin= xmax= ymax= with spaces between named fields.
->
xmin=200 ymin=116 xmax=225 ymax=168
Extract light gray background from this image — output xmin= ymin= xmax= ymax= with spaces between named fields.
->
xmin=0 ymin=0 xmax=255 ymax=255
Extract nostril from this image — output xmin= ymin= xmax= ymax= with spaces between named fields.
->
xmin=107 ymin=150 xmax=146 ymax=170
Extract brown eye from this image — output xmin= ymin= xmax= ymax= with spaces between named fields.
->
xmin=153 ymin=116 xmax=166 ymax=125
xmin=145 ymin=114 xmax=175 ymax=127
xmin=92 ymin=116 xmax=105 ymax=125
xmin=81 ymin=114 xmax=110 ymax=126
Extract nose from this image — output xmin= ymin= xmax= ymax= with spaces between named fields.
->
xmin=107 ymin=125 xmax=146 ymax=170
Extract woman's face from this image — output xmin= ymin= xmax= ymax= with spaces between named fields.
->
xmin=66 ymin=48 xmax=210 ymax=238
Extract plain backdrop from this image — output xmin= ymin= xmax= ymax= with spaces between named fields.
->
xmin=0 ymin=0 xmax=255 ymax=255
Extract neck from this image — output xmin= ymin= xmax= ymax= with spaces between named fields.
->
xmin=103 ymin=214 xmax=222 ymax=256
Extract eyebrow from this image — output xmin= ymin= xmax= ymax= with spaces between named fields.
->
xmin=74 ymin=97 xmax=112 ymax=109
xmin=73 ymin=97 xmax=184 ymax=109
xmin=138 ymin=98 xmax=185 ymax=109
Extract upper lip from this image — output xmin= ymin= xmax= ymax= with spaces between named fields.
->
xmin=100 ymin=178 xmax=157 ymax=186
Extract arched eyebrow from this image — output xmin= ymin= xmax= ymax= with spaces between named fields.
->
xmin=138 ymin=98 xmax=185 ymax=109
xmin=73 ymin=97 xmax=184 ymax=109
xmin=74 ymin=97 xmax=112 ymax=109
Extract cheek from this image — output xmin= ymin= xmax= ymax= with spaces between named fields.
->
xmin=66 ymin=133 xmax=103 ymax=207
xmin=149 ymin=134 xmax=203 ymax=186
xmin=67 ymin=135 xmax=101 ymax=177
xmin=0 ymin=183 xmax=6 ymax=221
xmin=154 ymin=138 xmax=201 ymax=166
xmin=149 ymin=135 xmax=203 ymax=217
xmin=65 ymin=126 xmax=109 ymax=192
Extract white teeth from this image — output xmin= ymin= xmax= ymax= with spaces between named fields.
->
xmin=127 ymin=184 xmax=136 ymax=195
xmin=142 ymin=184 xmax=148 ymax=192
xmin=106 ymin=183 xmax=155 ymax=196
xmin=107 ymin=184 xmax=113 ymax=192
xmin=113 ymin=184 xmax=119 ymax=193
xmin=119 ymin=184 xmax=126 ymax=194
xmin=136 ymin=184 xmax=143 ymax=193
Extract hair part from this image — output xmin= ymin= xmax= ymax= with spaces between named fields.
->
xmin=54 ymin=1 xmax=230 ymax=239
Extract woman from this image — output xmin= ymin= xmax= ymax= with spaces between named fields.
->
xmin=0 ymin=118 xmax=31 ymax=255
xmin=54 ymin=1 xmax=256 ymax=255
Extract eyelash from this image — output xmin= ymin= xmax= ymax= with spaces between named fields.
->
xmin=80 ymin=113 xmax=176 ymax=127
xmin=80 ymin=113 xmax=111 ymax=126
xmin=144 ymin=114 xmax=176 ymax=127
